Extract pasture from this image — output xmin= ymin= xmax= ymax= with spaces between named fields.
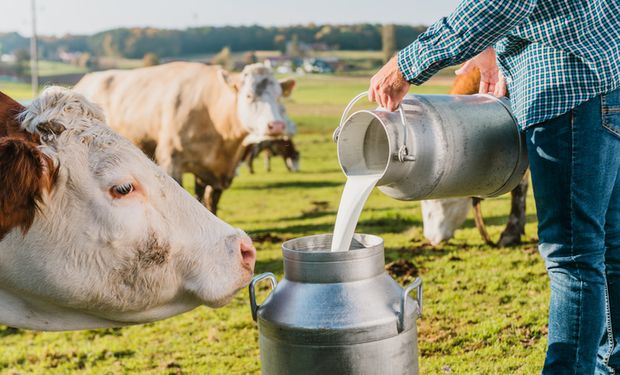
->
xmin=0 ymin=74 xmax=548 ymax=374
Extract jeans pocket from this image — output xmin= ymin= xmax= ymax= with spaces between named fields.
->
xmin=602 ymin=88 xmax=620 ymax=138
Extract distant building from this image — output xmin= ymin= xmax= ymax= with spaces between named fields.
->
xmin=0 ymin=54 xmax=16 ymax=63
xmin=59 ymin=51 xmax=84 ymax=65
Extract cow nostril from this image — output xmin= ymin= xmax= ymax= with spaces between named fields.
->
xmin=268 ymin=121 xmax=286 ymax=135
xmin=240 ymin=240 xmax=256 ymax=269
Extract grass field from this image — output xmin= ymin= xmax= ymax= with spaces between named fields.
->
xmin=0 ymin=74 xmax=548 ymax=374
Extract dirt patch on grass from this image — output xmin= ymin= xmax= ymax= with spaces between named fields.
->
xmin=385 ymin=259 xmax=419 ymax=280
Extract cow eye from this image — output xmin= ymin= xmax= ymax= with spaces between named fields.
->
xmin=111 ymin=183 xmax=134 ymax=197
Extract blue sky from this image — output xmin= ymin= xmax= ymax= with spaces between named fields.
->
xmin=0 ymin=0 xmax=460 ymax=37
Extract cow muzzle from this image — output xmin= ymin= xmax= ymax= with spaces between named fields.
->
xmin=239 ymin=238 xmax=257 ymax=272
xmin=267 ymin=121 xmax=286 ymax=136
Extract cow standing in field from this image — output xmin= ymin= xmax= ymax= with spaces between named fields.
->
xmin=240 ymin=138 xmax=300 ymax=174
xmin=74 ymin=62 xmax=296 ymax=214
xmin=421 ymin=68 xmax=529 ymax=246
xmin=0 ymin=87 xmax=256 ymax=331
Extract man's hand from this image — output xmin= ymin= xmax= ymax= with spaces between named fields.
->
xmin=455 ymin=47 xmax=507 ymax=97
xmin=369 ymin=55 xmax=410 ymax=112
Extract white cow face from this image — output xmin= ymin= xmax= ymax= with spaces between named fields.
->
xmin=0 ymin=87 xmax=256 ymax=330
xmin=220 ymin=64 xmax=295 ymax=141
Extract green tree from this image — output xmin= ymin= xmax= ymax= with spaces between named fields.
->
xmin=382 ymin=24 xmax=396 ymax=63
xmin=288 ymin=34 xmax=302 ymax=58
xmin=14 ymin=48 xmax=30 ymax=78
xmin=143 ymin=52 xmax=160 ymax=67
xmin=211 ymin=46 xmax=232 ymax=70
xmin=78 ymin=52 xmax=98 ymax=69
xmin=243 ymin=51 xmax=258 ymax=66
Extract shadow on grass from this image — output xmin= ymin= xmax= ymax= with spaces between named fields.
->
xmin=249 ymin=222 xmax=334 ymax=237
xmin=462 ymin=213 xmax=538 ymax=228
xmin=112 ymin=350 xmax=135 ymax=359
xmin=357 ymin=215 xmax=422 ymax=235
xmin=0 ymin=326 xmax=21 ymax=338
xmin=236 ymin=180 xmax=342 ymax=190
xmin=384 ymin=244 xmax=452 ymax=263
xmin=255 ymin=257 xmax=284 ymax=275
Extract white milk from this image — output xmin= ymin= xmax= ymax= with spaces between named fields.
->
xmin=330 ymin=174 xmax=382 ymax=252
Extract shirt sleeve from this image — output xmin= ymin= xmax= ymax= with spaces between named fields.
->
xmin=398 ymin=0 xmax=538 ymax=85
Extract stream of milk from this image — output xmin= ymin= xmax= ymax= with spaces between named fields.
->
xmin=330 ymin=174 xmax=382 ymax=252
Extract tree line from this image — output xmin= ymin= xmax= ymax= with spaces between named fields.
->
xmin=0 ymin=24 xmax=427 ymax=60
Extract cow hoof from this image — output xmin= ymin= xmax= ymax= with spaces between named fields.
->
xmin=497 ymin=231 xmax=522 ymax=247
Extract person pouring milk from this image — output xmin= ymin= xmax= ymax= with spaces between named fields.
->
xmin=369 ymin=1 xmax=620 ymax=373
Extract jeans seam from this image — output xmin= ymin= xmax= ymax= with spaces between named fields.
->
xmin=570 ymin=108 xmax=582 ymax=374
xmin=603 ymin=282 xmax=615 ymax=374
xmin=602 ymin=93 xmax=617 ymax=374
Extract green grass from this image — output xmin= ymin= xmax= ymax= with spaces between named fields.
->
xmin=0 ymin=75 xmax=548 ymax=374
xmin=0 ymin=81 xmax=34 ymax=101
xmin=36 ymin=61 xmax=88 ymax=76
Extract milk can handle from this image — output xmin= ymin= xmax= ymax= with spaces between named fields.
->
xmin=398 ymin=277 xmax=423 ymax=333
xmin=249 ymin=272 xmax=278 ymax=322
xmin=332 ymin=91 xmax=414 ymax=163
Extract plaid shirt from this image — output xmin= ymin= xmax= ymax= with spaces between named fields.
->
xmin=397 ymin=0 xmax=620 ymax=130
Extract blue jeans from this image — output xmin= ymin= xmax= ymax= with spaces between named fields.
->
xmin=526 ymin=88 xmax=620 ymax=374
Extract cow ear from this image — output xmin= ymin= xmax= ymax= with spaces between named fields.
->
xmin=217 ymin=68 xmax=239 ymax=93
xmin=279 ymin=79 xmax=296 ymax=98
xmin=0 ymin=91 xmax=26 ymax=137
xmin=0 ymin=137 xmax=55 ymax=240
xmin=35 ymin=120 xmax=66 ymax=144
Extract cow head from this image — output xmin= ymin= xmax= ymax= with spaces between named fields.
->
xmin=421 ymin=198 xmax=471 ymax=245
xmin=273 ymin=138 xmax=300 ymax=172
xmin=219 ymin=63 xmax=296 ymax=140
xmin=0 ymin=87 xmax=256 ymax=330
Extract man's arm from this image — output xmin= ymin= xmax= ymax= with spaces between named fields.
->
xmin=370 ymin=0 xmax=537 ymax=110
xmin=399 ymin=0 xmax=537 ymax=84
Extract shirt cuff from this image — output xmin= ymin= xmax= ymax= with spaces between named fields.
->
xmin=397 ymin=43 xmax=435 ymax=86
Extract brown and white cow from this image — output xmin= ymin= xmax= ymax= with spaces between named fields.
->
xmin=74 ymin=62 xmax=296 ymax=214
xmin=421 ymin=68 xmax=528 ymax=247
xmin=0 ymin=87 xmax=256 ymax=331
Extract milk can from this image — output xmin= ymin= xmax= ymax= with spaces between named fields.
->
xmin=333 ymin=92 xmax=529 ymax=201
xmin=249 ymin=234 xmax=422 ymax=375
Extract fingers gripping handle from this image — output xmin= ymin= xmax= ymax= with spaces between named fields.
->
xmin=398 ymin=277 xmax=423 ymax=333
xmin=333 ymin=91 xmax=414 ymax=163
xmin=249 ymin=272 xmax=278 ymax=322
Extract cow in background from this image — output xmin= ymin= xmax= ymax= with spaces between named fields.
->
xmin=421 ymin=68 xmax=529 ymax=246
xmin=75 ymin=62 xmax=296 ymax=214
xmin=0 ymin=87 xmax=256 ymax=331
xmin=240 ymin=138 xmax=300 ymax=174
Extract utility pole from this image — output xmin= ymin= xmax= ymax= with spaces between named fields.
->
xmin=30 ymin=0 xmax=39 ymax=98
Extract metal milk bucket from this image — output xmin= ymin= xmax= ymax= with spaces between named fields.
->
xmin=249 ymin=234 xmax=422 ymax=375
xmin=333 ymin=92 xmax=529 ymax=200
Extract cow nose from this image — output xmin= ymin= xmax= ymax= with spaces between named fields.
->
xmin=240 ymin=239 xmax=256 ymax=270
xmin=267 ymin=121 xmax=286 ymax=135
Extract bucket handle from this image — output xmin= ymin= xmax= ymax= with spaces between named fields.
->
xmin=332 ymin=91 xmax=415 ymax=163
xmin=398 ymin=277 xmax=423 ymax=333
xmin=249 ymin=272 xmax=278 ymax=322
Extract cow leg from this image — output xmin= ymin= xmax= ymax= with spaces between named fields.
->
xmin=203 ymin=185 xmax=223 ymax=215
xmin=247 ymin=151 xmax=256 ymax=174
xmin=264 ymin=151 xmax=272 ymax=172
xmin=240 ymin=144 xmax=256 ymax=174
xmin=497 ymin=173 xmax=529 ymax=247
xmin=195 ymin=177 xmax=207 ymax=202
